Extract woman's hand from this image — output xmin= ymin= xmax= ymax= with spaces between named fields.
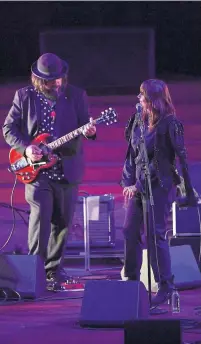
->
xmin=123 ymin=185 xmax=138 ymax=200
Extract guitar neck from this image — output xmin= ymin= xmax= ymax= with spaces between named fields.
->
xmin=47 ymin=122 xmax=94 ymax=150
xmin=46 ymin=108 xmax=117 ymax=150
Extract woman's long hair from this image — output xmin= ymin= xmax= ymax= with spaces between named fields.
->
xmin=140 ymin=79 xmax=175 ymax=128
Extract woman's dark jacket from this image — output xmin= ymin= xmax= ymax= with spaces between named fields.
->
xmin=121 ymin=113 xmax=196 ymax=205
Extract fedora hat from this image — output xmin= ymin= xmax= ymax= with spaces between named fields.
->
xmin=31 ymin=53 xmax=68 ymax=80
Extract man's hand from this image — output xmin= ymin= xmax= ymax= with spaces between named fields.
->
xmin=25 ymin=145 xmax=43 ymax=162
xmin=123 ymin=185 xmax=138 ymax=200
xmin=82 ymin=117 xmax=96 ymax=137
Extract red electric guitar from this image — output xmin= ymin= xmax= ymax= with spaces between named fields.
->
xmin=9 ymin=108 xmax=117 ymax=184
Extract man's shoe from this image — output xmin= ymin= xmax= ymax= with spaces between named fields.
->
xmin=46 ymin=268 xmax=70 ymax=283
xmin=46 ymin=270 xmax=56 ymax=282
xmin=46 ymin=269 xmax=84 ymax=291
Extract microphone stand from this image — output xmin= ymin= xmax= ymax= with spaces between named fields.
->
xmin=138 ymin=113 xmax=167 ymax=315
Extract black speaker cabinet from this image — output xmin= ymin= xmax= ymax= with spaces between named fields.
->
xmin=80 ymin=280 xmax=149 ymax=328
xmin=140 ymin=245 xmax=201 ymax=291
xmin=0 ymin=255 xmax=46 ymax=298
xmin=124 ymin=320 xmax=181 ymax=344
xmin=170 ymin=236 xmax=201 ymax=271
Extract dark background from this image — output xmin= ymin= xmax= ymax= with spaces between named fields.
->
xmin=0 ymin=1 xmax=200 ymax=80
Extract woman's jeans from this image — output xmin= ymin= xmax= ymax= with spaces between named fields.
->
xmin=123 ymin=184 xmax=175 ymax=283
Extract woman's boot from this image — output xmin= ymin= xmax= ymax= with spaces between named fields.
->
xmin=151 ymin=276 xmax=174 ymax=306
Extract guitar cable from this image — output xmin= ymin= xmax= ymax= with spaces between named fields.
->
xmin=0 ymin=175 xmax=18 ymax=252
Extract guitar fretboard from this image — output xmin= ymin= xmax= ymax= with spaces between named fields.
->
xmin=45 ymin=108 xmax=116 ymax=150
xmin=47 ymin=123 xmax=91 ymax=150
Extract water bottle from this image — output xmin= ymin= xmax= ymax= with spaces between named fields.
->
xmin=171 ymin=288 xmax=180 ymax=313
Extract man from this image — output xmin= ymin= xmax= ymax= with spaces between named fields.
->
xmin=2 ymin=53 xmax=96 ymax=286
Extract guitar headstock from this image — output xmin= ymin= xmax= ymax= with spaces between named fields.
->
xmin=96 ymin=108 xmax=118 ymax=126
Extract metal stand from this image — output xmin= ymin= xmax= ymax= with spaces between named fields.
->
xmin=83 ymin=196 xmax=91 ymax=272
xmin=138 ymin=118 xmax=167 ymax=315
xmin=67 ymin=195 xmax=120 ymax=278
xmin=65 ymin=195 xmax=93 ymax=277
xmin=138 ymin=120 xmax=154 ymax=308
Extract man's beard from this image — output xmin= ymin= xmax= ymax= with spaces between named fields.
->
xmin=43 ymin=85 xmax=64 ymax=100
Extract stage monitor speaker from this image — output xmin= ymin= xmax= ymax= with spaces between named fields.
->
xmin=0 ymin=255 xmax=46 ymax=299
xmin=140 ymin=245 xmax=201 ymax=292
xmin=124 ymin=320 xmax=181 ymax=344
xmin=170 ymin=236 xmax=201 ymax=271
xmin=79 ymin=280 xmax=149 ymax=328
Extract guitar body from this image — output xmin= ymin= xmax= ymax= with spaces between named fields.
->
xmin=9 ymin=133 xmax=58 ymax=184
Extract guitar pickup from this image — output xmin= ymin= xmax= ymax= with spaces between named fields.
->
xmin=9 ymin=156 xmax=29 ymax=172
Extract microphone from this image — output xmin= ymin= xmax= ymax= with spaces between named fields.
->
xmin=135 ymin=103 xmax=143 ymax=124
xmin=136 ymin=103 xmax=142 ymax=113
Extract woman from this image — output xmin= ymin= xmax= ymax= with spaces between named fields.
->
xmin=121 ymin=79 xmax=196 ymax=306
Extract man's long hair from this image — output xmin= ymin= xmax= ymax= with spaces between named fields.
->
xmin=31 ymin=73 xmax=68 ymax=95
xmin=140 ymin=79 xmax=175 ymax=128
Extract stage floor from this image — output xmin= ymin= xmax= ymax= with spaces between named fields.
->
xmin=0 ymin=266 xmax=201 ymax=344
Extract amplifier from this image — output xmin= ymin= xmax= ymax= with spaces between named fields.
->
xmin=172 ymin=201 xmax=201 ymax=237
xmin=67 ymin=194 xmax=115 ymax=248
